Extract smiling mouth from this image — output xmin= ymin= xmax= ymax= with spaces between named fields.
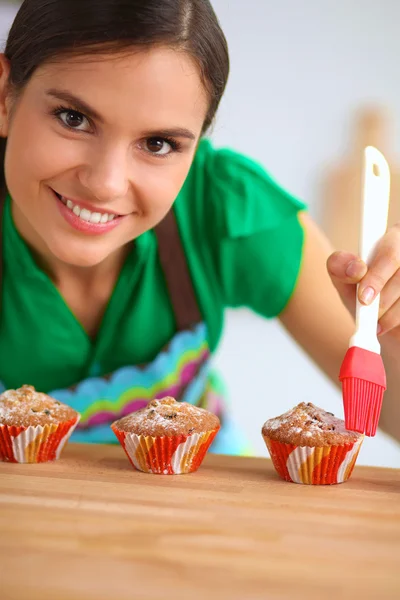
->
xmin=54 ymin=192 xmax=120 ymax=225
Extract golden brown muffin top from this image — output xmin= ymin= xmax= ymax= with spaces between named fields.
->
xmin=0 ymin=385 xmax=79 ymax=427
xmin=112 ymin=397 xmax=220 ymax=437
xmin=262 ymin=402 xmax=363 ymax=447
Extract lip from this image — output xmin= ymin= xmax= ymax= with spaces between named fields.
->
xmin=52 ymin=189 xmax=125 ymax=236
xmin=52 ymin=190 xmax=123 ymax=216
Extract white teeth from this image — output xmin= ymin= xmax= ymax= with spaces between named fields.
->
xmin=60 ymin=195 xmax=117 ymax=225
xmin=90 ymin=212 xmax=102 ymax=224
xmin=80 ymin=208 xmax=91 ymax=222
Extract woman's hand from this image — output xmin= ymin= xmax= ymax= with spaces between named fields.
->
xmin=327 ymin=224 xmax=400 ymax=339
xmin=280 ymin=212 xmax=400 ymax=442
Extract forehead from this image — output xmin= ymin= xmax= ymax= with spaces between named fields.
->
xmin=29 ymin=46 xmax=209 ymax=128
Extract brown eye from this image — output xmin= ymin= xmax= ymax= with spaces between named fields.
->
xmin=58 ymin=109 xmax=89 ymax=131
xmin=145 ymin=137 xmax=172 ymax=155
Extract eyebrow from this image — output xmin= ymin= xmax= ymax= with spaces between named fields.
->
xmin=46 ymin=88 xmax=196 ymax=141
xmin=46 ymin=88 xmax=103 ymax=123
xmin=140 ymin=127 xmax=196 ymax=141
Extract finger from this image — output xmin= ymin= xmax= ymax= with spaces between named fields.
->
xmin=378 ymin=296 xmax=400 ymax=335
xmin=327 ymin=252 xmax=366 ymax=316
xmin=378 ymin=268 xmax=400 ymax=319
xmin=327 ymin=251 xmax=368 ymax=283
xmin=358 ymin=227 xmax=400 ymax=305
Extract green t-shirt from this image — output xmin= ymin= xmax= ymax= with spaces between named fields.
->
xmin=0 ymin=139 xmax=305 ymax=393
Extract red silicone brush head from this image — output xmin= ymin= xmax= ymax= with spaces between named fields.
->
xmin=339 ymin=346 xmax=386 ymax=437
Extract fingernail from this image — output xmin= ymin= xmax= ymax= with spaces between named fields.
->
xmin=346 ymin=260 xmax=361 ymax=278
xmin=361 ymin=286 xmax=375 ymax=305
xmin=377 ymin=324 xmax=383 ymax=335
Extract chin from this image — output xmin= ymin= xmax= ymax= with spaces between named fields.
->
xmin=46 ymin=239 xmax=113 ymax=268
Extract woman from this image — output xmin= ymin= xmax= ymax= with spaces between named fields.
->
xmin=0 ymin=0 xmax=399 ymax=453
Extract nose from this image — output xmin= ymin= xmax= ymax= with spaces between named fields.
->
xmin=78 ymin=143 xmax=130 ymax=203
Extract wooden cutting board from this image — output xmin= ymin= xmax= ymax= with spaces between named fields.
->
xmin=322 ymin=107 xmax=400 ymax=252
xmin=0 ymin=443 xmax=399 ymax=600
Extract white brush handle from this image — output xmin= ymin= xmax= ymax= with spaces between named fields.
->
xmin=350 ymin=146 xmax=390 ymax=353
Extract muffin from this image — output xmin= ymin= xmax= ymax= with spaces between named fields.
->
xmin=111 ymin=396 xmax=220 ymax=474
xmin=0 ymin=385 xmax=80 ymax=463
xmin=262 ymin=402 xmax=364 ymax=485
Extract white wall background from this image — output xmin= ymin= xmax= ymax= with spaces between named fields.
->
xmin=1 ymin=1 xmax=400 ymax=467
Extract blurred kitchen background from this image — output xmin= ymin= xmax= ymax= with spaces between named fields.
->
xmin=1 ymin=0 xmax=400 ymax=467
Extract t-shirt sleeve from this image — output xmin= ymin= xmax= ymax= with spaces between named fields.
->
xmin=202 ymin=141 xmax=306 ymax=318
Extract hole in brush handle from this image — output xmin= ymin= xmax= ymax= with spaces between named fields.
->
xmin=372 ymin=163 xmax=380 ymax=177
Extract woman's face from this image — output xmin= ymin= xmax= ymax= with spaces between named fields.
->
xmin=0 ymin=47 xmax=208 ymax=267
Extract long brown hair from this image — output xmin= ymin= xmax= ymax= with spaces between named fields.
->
xmin=0 ymin=0 xmax=229 ymax=199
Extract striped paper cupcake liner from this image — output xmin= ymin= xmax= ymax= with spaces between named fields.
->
xmin=263 ymin=436 xmax=364 ymax=485
xmin=0 ymin=415 xmax=80 ymax=463
xmin=112 ymin=425 xmax=219 ymax=474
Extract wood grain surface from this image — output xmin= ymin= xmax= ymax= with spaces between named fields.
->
xmin=0 ymin=443 xmax=399 ymax=600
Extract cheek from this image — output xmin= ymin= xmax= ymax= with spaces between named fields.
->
xmin=134 ymin=155 xmax=194 ymax=221
xmin=5 ymin=107 xmax=81 ymax=193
